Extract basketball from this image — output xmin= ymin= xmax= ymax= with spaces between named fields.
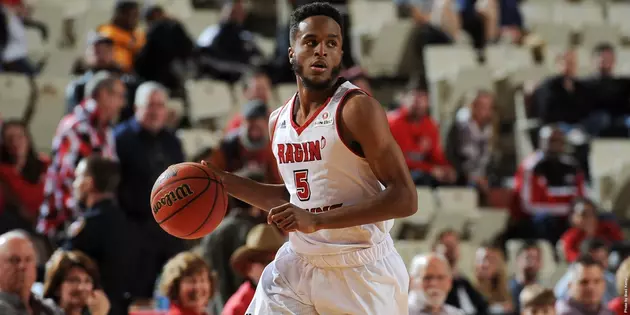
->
xmin=150 ymin=162 xmax=228 ymax=239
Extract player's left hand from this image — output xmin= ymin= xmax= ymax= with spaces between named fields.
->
xmin=268 ymin=203 xmax=319 ymax=234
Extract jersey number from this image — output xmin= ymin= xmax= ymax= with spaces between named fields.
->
xmin=294 ymin=170 xmax=311 ymax=201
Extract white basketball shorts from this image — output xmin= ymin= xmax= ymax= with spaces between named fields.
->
xmin=245 ymin=236 xmax=409 ymax=315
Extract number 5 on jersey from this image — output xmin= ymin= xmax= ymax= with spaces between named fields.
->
xmin=294 ymin=169 xmax=311 ymax=201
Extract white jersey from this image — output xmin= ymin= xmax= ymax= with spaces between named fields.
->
xmin=271 ymin=81 xmax=393 ymax=255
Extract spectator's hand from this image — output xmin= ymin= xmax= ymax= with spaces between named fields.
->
xmin=268 ymin=203 xmax=319 ymax=234
xmin=87 ymin=290 xmax=110 ymax=315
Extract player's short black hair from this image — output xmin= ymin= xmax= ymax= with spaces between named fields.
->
xmin=83 ymin=155 xmax=120 ymax=194
xmin=289 ymin=2 xmax=343 ymax=44
xmin=593 ymin=42 xmax=615 ymax=55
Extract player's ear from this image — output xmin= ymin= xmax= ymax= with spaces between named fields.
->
xmin=288 ymin=47 xmax=294 ymax=63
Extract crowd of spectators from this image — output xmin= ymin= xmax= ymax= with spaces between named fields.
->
xmin=0 ymin=0 xmax=629 ymax=314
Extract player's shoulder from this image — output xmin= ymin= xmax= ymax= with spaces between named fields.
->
xmin=339 ymin=92 xmax=385 ymax=126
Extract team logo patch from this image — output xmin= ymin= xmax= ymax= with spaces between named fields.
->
xmin=278 ymin=120 xmax=287 ymax=129
xmin=314 ymin=112 xmax=333 ymax=127
xmin=322 ymin=112 xmax=330 ymax=119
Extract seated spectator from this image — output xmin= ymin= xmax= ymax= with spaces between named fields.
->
xmin=498 ymin=0 xmax=524 ymax=44
xmin=223 ymin=224 xmax=285 ymax=315
xmin=197 ymin=0 xmax=263 ymax=83
xmin=474 ymin=244 xmax=514 ymax=314
xmin=114 ymin=82 xmax=185 ymax=301
xmin=135 ymin=5 xmax=195 ymax=94
xmin=509 ymin=241 xmax=543 ymax=311
xmin=65 ymin=34 xmax=123 ymax=112
xmin=63 ymin=156 xmax=135 ymax=315
xmin=0 ymin=0 xmax=37 ymax=76
xmin=608 ymin=256 xmax=630 ymax=315
xmin=43 ymin=250 xmax=110 ymax=315
xmin=159 ymin=252 xmax=217 ymax=315
xmin=408 ymin=253 xmax=465 ymax=315
xmin=224 ymin=69 xmax=273 ymax=134
xmin=199 ymin=173 xmax=266 ymax=310
xmin=38 ymin=72 xmax=125 ymax=239
xmin=0 ymin=230 xmax=63 ymax=314
xmin=560 ymin=198 xmax=623 ymax=263
xmin=583 ymin=43 xmax=630 ymax=138
xmin=96 ymin=1 xmax=144 ymax=73
xmin=394 ymin=0 xmax=460 ymax=40
xmin=509 ymin=125 xmax=585 ymax=245
xmin=446 ymin=90 xmax=495 ymax=193
xmin=457 ymin=0 xmax=498 ymax=52
xmin=519 ymin=285 xmax=556 ymax=315
xmin=555 ymin=238 xmax=617 ymax=305
xmin=433 ymin=229 xmax=489 ymax=315
xmin=208 ymin=100 xmax=280 ymax=184
xmin=0 ymin=120 xmax=48 ymax=233
xmin=389 ymin=82 xmax=456 ymax=186
xmin=555 ymin=256 xmax=613 ymax=315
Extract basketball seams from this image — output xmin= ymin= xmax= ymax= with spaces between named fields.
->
xmin=154 ymin=178 xmax=211 ymax=225
xmin=183 ymin=173 xmax=222 ymax=238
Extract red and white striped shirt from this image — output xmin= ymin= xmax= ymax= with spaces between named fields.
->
xmin=37 ymin=100 xmax=117 ymax=236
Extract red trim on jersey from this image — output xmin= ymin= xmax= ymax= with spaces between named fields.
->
xmin=270 ymin=95 xmax=294 ymax=143
xmin=335 ymin=89 xmax=367 ymax=159
xmin=290 ymin=94 xmax=332 ymax=136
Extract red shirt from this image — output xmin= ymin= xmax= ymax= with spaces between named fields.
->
xmin=608 ymin=297 xmax=624 ymax=315
xmin=224 ymin=114 xmax=244 ymax=134
xmin=166 ymin=304 xmax=207 ymax=315
xmin=561 ymin=222 xmax=624 ymax=262
xmin=0 ymin=155 xmax=49 ymax=217
xmin=222 ymin=281 xmax=255 ymax=315
xmin=387 ymin=109 xmax=450 ymax=172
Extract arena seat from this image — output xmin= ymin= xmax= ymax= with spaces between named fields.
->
xmin=186 ymin=80 xmax=234 ymax=123
xmin=426 ymin=213 xmax=469 ymax=243
xmin=434 ymin=187 xmax=479 ymax=218
xmin=520 ymin=2 xmax=553 ymax=26
xmin=31 ymin=76 xmax=70 ymax=152
xmin=349 ymin=0 xmax=397 ymax=37
xmin=530 ymin=23 xmax=573 ymax=48
xmin=553 ymin=2 xmax=605 ymax=29
xmin=409 ymin=188 xmax=437 ymax=225
xmin=393 ymin=240 xmax=430 ymax=267
xmin=468 ymin=208 xmax=509 ymax=245
xmin=176 ymin=128 xmax=223 ymax=160
xmin=580 ymin=24 xmax=622 ymax=49
xmin=362 ymin=20 xmax=415 ymax=78
xmin=274 ymin=84 xmax=298 ymax=108
xmin=0 ymin=74 xmax=32 ymax=120
xmin=424 ymin=45 xmax=477 ymax=81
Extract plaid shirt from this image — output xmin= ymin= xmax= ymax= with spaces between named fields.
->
xmin=37 ymin=99 xmax=117 ymax=237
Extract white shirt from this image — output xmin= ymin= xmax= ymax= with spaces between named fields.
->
xmin=2 ymin=6 xmax=28 ymax=62
xmin=271 ymin=80 xmax=393 ymax=255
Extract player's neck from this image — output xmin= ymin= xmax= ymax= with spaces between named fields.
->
xmin=296 ymin=80 xmax=336 ymax=115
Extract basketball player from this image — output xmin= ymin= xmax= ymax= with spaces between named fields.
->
xmin=201 ymin=3 xmax=417 ymax=314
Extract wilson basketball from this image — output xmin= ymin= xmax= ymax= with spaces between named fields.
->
xmin=150 ymin=162 xmax=228 ymax=239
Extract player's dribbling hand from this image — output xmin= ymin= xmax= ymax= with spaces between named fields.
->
xmin=268 ymin=203 xmax=319 ymax=234
xmin=200 ymin=160 xmax=225 ymax=181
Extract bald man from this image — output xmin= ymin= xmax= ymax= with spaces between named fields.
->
xmin=409 ymin=253 xmax=465 ymax=315
xmin=0 ymin=230 xmax=62 ymax=315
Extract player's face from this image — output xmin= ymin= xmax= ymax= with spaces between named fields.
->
xmin=177 ymin=269 xmax=211 ymax=311
xmin=289 ymin=16 xmax=343 ymax=90
xmin=523 ymin=305 xmax=556 ymax=315
xmin=60 ymin=266 xmax=94 ymax=309
xmin=137 ymin=90 xmax=168 ymax=132
xmin=570 ymin=265 xmax=605 ymax=306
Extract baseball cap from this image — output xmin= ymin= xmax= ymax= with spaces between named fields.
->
xmin=242 ymin=99 xmax=268 ymax=120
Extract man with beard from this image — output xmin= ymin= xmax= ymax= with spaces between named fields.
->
xmin=509 ymin=241 xmax=543 ymax=311
xmin=409 ymin=253 xmax=465 ymax=315
xmin=199 ymin=2 xmax=417 ymax=314
xmin=0 ymin=230 xmax=62 ymax=315
xmin=208 ymin=99 xmax=281 ymax=185
xmin=64 ymin=156 xmax=134 ymax=315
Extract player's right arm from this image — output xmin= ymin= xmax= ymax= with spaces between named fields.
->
xmin=201 ymin=108 xmax=288 ymax=212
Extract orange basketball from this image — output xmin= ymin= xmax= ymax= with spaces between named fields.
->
xmin=150 ymin=162 xmax=228 ymax=239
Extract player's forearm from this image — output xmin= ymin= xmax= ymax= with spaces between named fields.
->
xmin=219 ymin=171 xmax=289 ymax=212
xmin=314 ymin=184 xmax=417 ymax=230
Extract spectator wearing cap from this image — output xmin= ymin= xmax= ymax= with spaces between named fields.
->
xmin=198 ymin=172 xmax=267 ymax=311
xmin=555 ymin=256 xmax=613 ymax=315
xmin=560 ymin=198 xmax=623 ymax=263
xmin=197 ymin=0 xmax=264 ymax=83
xmin=224 ymin=69 xmax=272 ymax=134
xmin=65 ymin=34 xmax=124 ymax=113
xmin=38 ymin=72 xmax=125 ymax=239
xmin=388 ymin=82 xmax=456 ymax=187
xmin=114 ymin=81 xmax=186 ymax=300
xmin=208 ymin=99 xmax=281 ymax=184
xmin=134 ymin=5 xmax=195 ymax=95
xmin=222 ymin=224 xmax=285 ymax=315
xmin=554 ymin=238 xmax=617 ymax=305
xmin=96 ymin=1 xmax=144 ymax=73
xmin=519 ymin=285 xmax=556 ymax=315
xmin=63 ymin=156 xmax=135 ymax=315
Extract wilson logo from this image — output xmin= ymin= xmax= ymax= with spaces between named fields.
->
xmin=152 ymin=184 xmax=194 ymax=214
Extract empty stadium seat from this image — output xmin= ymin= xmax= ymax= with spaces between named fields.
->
xmin=435 ymin=187 xmax=479 ymax=218
xmin=580 ymin=24 xmax=621 ymax=49
xmin=394 ymin=240 xmax=430 ymax=268
xmin=176 ymin=128 xmax=223 ymax=160
xmin=186 ymin=80 xmax=234 ymax=122
xmin=553 ymin=2 xmax=604 ymax=29
xmin=530 ymin=23 xmax=573 ymax=48
xmin=468 ymin=208 xmax=509 ymax=244
xmin=274 ymin=84 xmax=298 ymax=108
xmin=31 ymin=76 xmax=70 ymax=152
xmin=426 ymin=212 xmax=469 ymax=242
xmin=0 ymin=74 xmax=32 ymax=120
